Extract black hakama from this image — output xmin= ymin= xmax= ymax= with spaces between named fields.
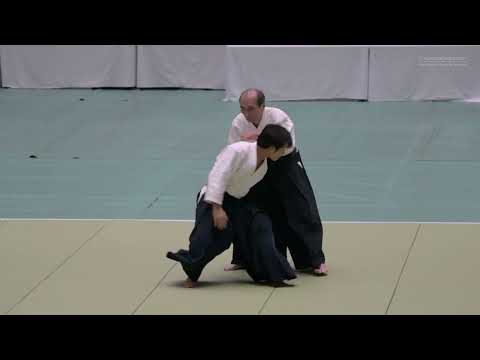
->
xmin=232 ymin=149 xmax=326 ymax=269
xmin=167 ymin=192 xmax=296 ymax=283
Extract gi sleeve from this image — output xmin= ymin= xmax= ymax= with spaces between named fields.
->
xmin=227 ymin=117 xmax=243 ymax=144
xmin=204 ymin=146 xmax=243 ymax=205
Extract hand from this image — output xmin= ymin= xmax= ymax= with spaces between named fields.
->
xmin=240 ymin=131 xmax=259 ymax=142
xmin=212 ymin=204 xmax=229 ymax=230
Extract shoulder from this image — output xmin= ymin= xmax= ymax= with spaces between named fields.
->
xmin=265 ymin=106 xmax=290 ymax=120
xmin=223 ymin=141 xmax=250 ymax=156
xmin=232 ymin=113 xmax=247 ymax=127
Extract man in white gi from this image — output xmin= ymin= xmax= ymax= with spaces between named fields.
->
xmin=167 ymin=124 xmax=297 ymax=288
xmin=225 ymin=88 xmax=328 ymax=276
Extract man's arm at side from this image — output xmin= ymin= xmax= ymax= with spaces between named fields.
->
xmin=204 ymin=146 xmax=243 ymax=230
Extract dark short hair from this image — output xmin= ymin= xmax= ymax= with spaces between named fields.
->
xmin=257 ymin=124 xmax=292 ymax=150
xmin=239 ymin=88 xmax=265 ymax=107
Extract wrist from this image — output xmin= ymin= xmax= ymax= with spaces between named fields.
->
xmin=211 ymin=203 xmax=223 ymax=210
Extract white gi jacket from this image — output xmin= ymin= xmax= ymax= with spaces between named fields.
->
xmin=202 ymin=141 xmax=267 ymax=205
xmin=227 ymin=107 xmax=296 ymax=156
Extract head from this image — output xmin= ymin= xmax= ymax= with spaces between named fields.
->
xmin=257 ymin=124 xmax=293 ymax=161
xmin=239 ymin=88 xmax=265 ymax=127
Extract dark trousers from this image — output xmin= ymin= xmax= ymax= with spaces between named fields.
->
xmin=168 ymin=192 xmax=296 ymax=283
xmin=232 ymin=149 xmax=326 ymax=269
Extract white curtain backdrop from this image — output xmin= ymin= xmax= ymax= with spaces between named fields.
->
xmin=368 ymin=46 xmax=480 ymax=101
xmin=3 ymin=45 xmax=479 ymax=103
xmin=225 ymin=45 xmax=369 ymax=101
xmin=136 ymin=45 xmax=225 ymax=89
xmin=0 ymin=45 xmax=136 ymax=88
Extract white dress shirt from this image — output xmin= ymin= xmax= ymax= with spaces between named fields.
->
xmin=202 ymin=141 xmax=267 ymax=205
xmin=227 ymin=106 xmax=296 ymax=155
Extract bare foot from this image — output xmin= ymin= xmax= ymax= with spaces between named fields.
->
xmin=313 ymin=263 xmax=328 ymax=276
xmin=183 ymin=278 xmax=198 ymax=288
xmin=224 ymin=264 xmax=245 ymax=271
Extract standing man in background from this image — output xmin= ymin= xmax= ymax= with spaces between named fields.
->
xmin=225 ymin=88 xmax=328 ymax=276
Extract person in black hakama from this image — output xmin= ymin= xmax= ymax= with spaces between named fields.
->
xmin=225 ymin=88 xmax=328 ymax=276
xmin=166 ymin=124 xmax=296 ymax=288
